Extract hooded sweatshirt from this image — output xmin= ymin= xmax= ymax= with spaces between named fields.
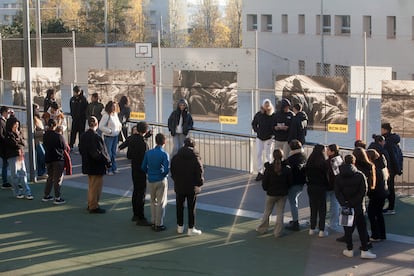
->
xmin=288 ymin=111 xmax=308 ymax=144
xmin=252 ymin=99 xmax=276 ymax=140
xmin=334 ymin=164 xmax=367 ymax=208
xmin=168 ymin=99 xmax=194 ymax=136
xmin=274 ymin=108 xmax=295 ymax=142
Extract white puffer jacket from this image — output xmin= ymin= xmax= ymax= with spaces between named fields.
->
xmin=99 ymin=112 xmax=122 ymax=137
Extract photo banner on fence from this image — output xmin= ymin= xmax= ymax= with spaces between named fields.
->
xmin=275 ymin=75 xmax=349 ymax=133
xmin=173 ymin=70 xmax=238 ymax=124
xmin=88 ymin=69 xmax=146 ymax=119
xmin=11 ymin=67 xmax=62 ymax=109
xmin=382 ymin=80 xmax=414 ymax=138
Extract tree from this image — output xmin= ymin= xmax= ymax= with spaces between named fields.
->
xmin=189 ymin=0 xmax=231 ymax=48
xmin=168 ymin=0 xmax=188 ymax=47
xmin=41 ymin=0 xmax=82 ymax=30
xmin=123 ymin=0 xmax=147 ymax=43
xmin=225 ymin=0 xmax=242 ymax=48
xmin=43 ymin=18 xmax=69 ymax=33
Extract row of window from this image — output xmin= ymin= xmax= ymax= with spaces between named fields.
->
xmin=247 ymin=14 xmax=402 ymax=39
xmin=3 ymin=3 xmax=20 ymax=9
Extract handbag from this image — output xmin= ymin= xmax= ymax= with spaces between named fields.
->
xmin=339 ymin=207 xmax=354 ymax=227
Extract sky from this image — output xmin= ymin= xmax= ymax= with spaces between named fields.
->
xmin=188 ymin=0 xmax=227 ymax=5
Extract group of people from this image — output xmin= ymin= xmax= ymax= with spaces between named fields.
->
xmin=253 ymin=98 xmax=403 ymax=260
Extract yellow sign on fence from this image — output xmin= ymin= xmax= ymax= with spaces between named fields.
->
xmin=130 ymin=112 xmax=146 ymax=120
xmin=219 ymin=116 xmax=238 ymax=125
xmin=328 ymin=124 xmax=348 ymax=133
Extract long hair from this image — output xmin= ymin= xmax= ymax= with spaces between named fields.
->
xmin=327 ymin=144 xmax=340 ymax=157
xmin=104 ymin=101 xmax=115 ymax=114
xmin=353 ymin=147 xmax=376 ymax=189
xmin=306 ymin=144 xmax=326 ymax=168
xmin=272 ymin=149 xmax=284 ymax=175
xmin=119 ymin=96 xmax=128 ymax=109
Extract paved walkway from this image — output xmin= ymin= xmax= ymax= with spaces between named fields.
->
xmin=1 ymin=151 xmax=413 ymax=275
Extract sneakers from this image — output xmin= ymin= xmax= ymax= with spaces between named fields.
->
xmin=318 ymin=230 xmax=329 ymax=238
xmin=42 ymin=195 xmax=54 ymax=202
xmin=113 ymin=170 xmax=121 ymax=174
xmin=54 ymin=197 xmax=66 ymax=205
xmin=16 ymin=194 xmax=24 ymax=199
xmin=308 ymin=229 xmax=318 ymax=236
xmin=361 ymin=250 xmax=377 ymax=259
xmin=383 ymin=209 xmax=396 ymax=215
xmin=107 ymin=172 xmax=114 ymax=176
xmin=1 ymin=183 xmax=12 ymax=189
xmin=285 ymin=221 xmax=300 ymax=231
xmin=343 ymin=249 xmax=354 ymax=258
xmin=25 ymin=195 xmax=34 ymax=200
xmin=255 ymin=173 xmax=264 ymax=181
xmin=154 ymin=225 xmax=167 ymax=232
xmin=89 ymin=207 xmax=106 ymax=214
xmin=188 ymin=228 xmax=202 ymax=236
xmin=177 ymin=225 xmax=184 ymax=234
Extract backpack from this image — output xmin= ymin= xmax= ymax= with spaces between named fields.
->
xmin=393 ymin=143 xmax=403 ymax=175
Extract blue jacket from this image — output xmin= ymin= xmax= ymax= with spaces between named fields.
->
xmin=142 ymin=146 xmax=170 ymax=182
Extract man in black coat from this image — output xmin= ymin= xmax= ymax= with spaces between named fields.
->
xmin=69 ymin=86 xmax=88 ymax=150
xmin=0 ymin=106 xmax=11 ymax=189
xmin=119 ymin=122 xmax=152 ymax=226
xmin=170 ymin=138 xmax=204 ymax=236
xmin=168 ymin=99 xmax=194 ymax=156
xmin=79 ymin=116 xmax=111 ymax=214
xmin=288 ymin=103 xmax=308 ymax=145
xmin=274 ymin=98 xmax=295 ymax=156
xmin=335 ymin=154 xmax=376 ymax=259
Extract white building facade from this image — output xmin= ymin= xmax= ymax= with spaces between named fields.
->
xmin=242 ymin=0 xmax=414 ymax=82
xmin=0 ymin=0 xmax=21 ymax=25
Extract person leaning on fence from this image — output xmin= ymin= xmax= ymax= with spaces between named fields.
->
xmin=0 ymin=106 xmax=12 ymax=190
xmin=69 ymin=86 xmax=88 ymax=151
xmin=171 ymin=137 xmax=204 ymax=236
xmin=141 ymin=133 xmax=170 ymax=232
xmin=79 ymin=116 xmax=111 ymax=214
xmin=284 ymin=139 xmax=307 ymax=231
xmin=335 ymin=154 xmax=376 ymax=259
xmin=256 ymin=149 xmax=292 ymax=238
xmin=251 ymin=99 xmax=276 ymax=182
xmin=168 ymin=99 xmax=194 ymax=156
xmin=274 ymin=98 xmax=294 ymax=157
xmin=326 ymin=144 xmax=343 ymax=234
xmin=42 ymin=119 xmax=67 ymax=205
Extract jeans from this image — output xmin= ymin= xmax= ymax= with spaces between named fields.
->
xmin=148 ymin=179 xmax=168 ymax=226
xmin=176 ymin=193 xmax=197 ymax=228
xmin=256 ymin=195 xmax=287 ymax=237
xmin=326 ymin=190 xmax=340 ymax=231
xmin=308 ymin=186 xmax=327 ymax=231
xmin=104 ymin=135 xmax=118 ymax=172
xmin=344 ymin=205 xmax=370 ymax=251
xmin=132 ymin=161 xmax=147 ymax=219
xmin=256 ymin=138 xmax=274 ymax=173
xmin=368 ymin=195 xmax=386 ymax=240
xmin=1 ymin=157 xmax=8 ymax=184
xmin=45 ymin=161 xmax=65 ymax=198
xmin=172 ymin=133 xmax=187 ymax=156
xmin=8 ymin=157 xmax=31 ymax=196
xmin=288 ymin=184 xmax=303 ymax=221
xmin=36 ymin=143 xmax=46 ymax=176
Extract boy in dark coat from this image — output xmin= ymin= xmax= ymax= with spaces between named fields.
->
xmin=170 ymin=138 xmax=204 ymax=236
xmin=168 ymin=99 xmax=194 ymax=156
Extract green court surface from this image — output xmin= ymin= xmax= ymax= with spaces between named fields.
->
xmin=383 ymin=196 xmax=414 ymax=237
xmin=0 ymin=184 xmax=311 ymax=276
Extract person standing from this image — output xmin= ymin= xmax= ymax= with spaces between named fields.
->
xmin=274 ymin=98 xmax=294 ymax=157
xmin=33 ymin=104 xmax=47 ymax=179
xmin=171 ymin=138 xmax=204 ymax=236
xmin=326 ymin=144 xmax=343 ymax=234
xmin=251 ymin=99 xmax=276 ymax=181
xmin=288 ymin=103 xmax=308 ymax=145
xmin=381 ymin=123 xmax=403 ymax=215
xmin=256 ymin=149 xmax=292 ymax=238
xmin=285 ymin=139 xmax=307 ymax=231
xmin=69 ymin=86 xmax=88 ymax=150
xmin=306 ymin=144 xmax=329 ymax=237
xmin=119 ymin=121 xmax=152 ymax=226
xmin=141 ymin=133 xmax=170 ymax=232
xmin=44 ymin=88 xmax=56 ymax=113
xmin=43 ymin=102 xmax=67 ymax=132
xmin=0 ymin=106 xmax=12 ymax=189
xmin=335 ymin=154 xmax=376 ymax=259
xmin=4 ymin=117 xmax=33 ymax=199
xmin=42 ymin=119 xmax=66 ymax=204
xmin=99 ymin=101 xmax=122 ymax=175
xmin=86 ymin=93 xmax=104 ymax=122
xmin=366 ymin=149 xmax=388 ymax=242
xmin=118 ymin=95 xmax=131 ymax=141
xmin=168 ymin=99 xmax=194 ymax=156
xmin=79 ymin=116 xmax=111 ymax=214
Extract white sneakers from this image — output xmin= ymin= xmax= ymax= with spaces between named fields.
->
xmin=309 ymin=229 xmax=318 ymax=236
xmin=343 ymin=249 xmax=376 ymax=259
xmin=308 ymin=229 xmax=328 ymax=237
xmin=177 ymin=225 xmax=202 ymax=236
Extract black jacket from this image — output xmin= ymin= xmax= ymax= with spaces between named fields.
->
xmin=168 ymin=101 xmax=194 ymax=136
xmin=306 ymin=162 xmax=329 ymax=188
xmin=4 ymin=131 xmax=25 ymax=159
xmin=119 ymin=134 xmax=149 ymax=171
xmin=262 ymin=162 xmax=292 ymax=196
xmin=383 ymin=132 xmax=403 ymax=175
xmin=70 ymin=94 xmax=88 ymax=121
xmin=285 ymin=150 xmax=307 ymax=187
xmin=171 ymin=146 xmax=204 ymax=194
xmin=86 ymin=102 xmax=104 ymax=122
xmin=288 ymin=111 xmax=308 ymax=144
xmin=274 ymin=109 xmax=295 ymax=141
xmin=43 ymin=130 xmax=66 ymax=163
xmin=368 ymin=142 xmax=390 ymax=166
xmin=252 ymin=111 xmax=276 ymax=140
xmin=335 ymin=164 xmax=367 ymax=208
xmin=0 ymin=117 xmax=7 ymax=158
xmin=369 ymin=157 xmax=389 ymax=199
xmin=79 ymin=128 xmax=111 ymax=175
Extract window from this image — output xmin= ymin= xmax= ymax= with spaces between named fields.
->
xmin=363 ymin=16 xmax=372 ymax=37
xmin=335 ymin=15 xmax=351 ymax=35
xmin=281 ymin=14 xmax=288 ymax=33
xmin=387 ymin=16 xmax=396 ymax=39
xmin=298 ymin=60 xmax=305 ymax=74
xmin=247 ymin=14 xmax=258 ymax=31
xmin=298 ymin=14 xmax=305 ymax=34
xmin=335 ymin=65 xmax=350 ymax=80
xmin=392 ymin=71 xmax=397 ymax=80
xmin=261 ymin=15 xmax=272 ymax=32
xmin=3 ymin=15 xmax=10 ymax=22
xmin=316 ymin=15 xmax=331 ymax=35
xmin=150 ymin=10 xmax=156 ymax=16
xmin=316 ymin=63 xmax=331 ymax=76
